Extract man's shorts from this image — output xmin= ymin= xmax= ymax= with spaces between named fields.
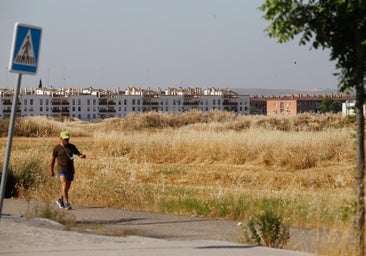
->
xmin=58 ymin=172 xmax=74 ymax=181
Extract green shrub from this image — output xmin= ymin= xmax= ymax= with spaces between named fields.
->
xmin=15 ymin=160 xmax=41 ymax=190
xmin=239 ymin=208 xmax=290 ymax=248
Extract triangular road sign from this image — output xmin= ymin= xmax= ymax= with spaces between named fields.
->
xmin=9 ymin=23 xmax=42 ymax=74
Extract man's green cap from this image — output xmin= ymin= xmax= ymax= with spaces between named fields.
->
xmin=60 ymin=131 xmax=70 ymax=139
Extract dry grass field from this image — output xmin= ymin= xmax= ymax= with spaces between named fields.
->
xmin=0 ymin=111 xmax=358 ymax=254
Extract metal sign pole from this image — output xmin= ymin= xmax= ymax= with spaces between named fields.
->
xmin=0 ymin=73 xmax=22 ymax=218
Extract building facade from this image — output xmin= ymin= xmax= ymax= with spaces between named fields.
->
xmin=0 ymin=87 xmax=250 ymax=121
xmin=266 ymin=95 xmax=353 ymax=116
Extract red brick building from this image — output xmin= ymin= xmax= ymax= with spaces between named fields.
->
xmin=266 ymin=95 xmax=353 ymax=116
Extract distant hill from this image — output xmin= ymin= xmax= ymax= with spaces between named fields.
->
xmin=229 ymin=88 xmax=353 ymax=97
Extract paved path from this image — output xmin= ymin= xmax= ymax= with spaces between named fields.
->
xmin=0 ymin=199 xmax=313 ymax=256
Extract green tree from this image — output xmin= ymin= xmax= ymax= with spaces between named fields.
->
xmin=329 ymin=100 xmax=343 ymax=113
xmin=259 ymin=1 xmax=366 ymax=255
xmin=319 ymin=98 xmax=342 ymax=113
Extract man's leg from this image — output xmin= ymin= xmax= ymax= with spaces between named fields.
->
xmin=59 ymin=175 xmax=71 ymax=203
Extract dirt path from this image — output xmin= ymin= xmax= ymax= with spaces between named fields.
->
xmin=1 ymin=199 xmax=326 ymax=254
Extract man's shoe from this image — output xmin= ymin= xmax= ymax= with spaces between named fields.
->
xmin=56 ymin=199 xmax=65 ymax=208
xmin=64 ymin=202 xmax=72 ymax=210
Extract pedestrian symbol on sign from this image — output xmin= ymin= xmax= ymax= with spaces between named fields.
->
xmin=9 ymin=22 xmax=42 ymax=74
xmin=14 ymin=29 xmax=36 ymax=66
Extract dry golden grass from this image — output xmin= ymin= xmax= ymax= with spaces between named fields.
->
xmin=0 ymin=112 xmax=358 ymax=254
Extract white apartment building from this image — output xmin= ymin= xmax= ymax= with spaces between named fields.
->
xmin=342 ymin=100 xmax=366 ymax=116
xmin=0 ymin=87 xmax=250 ymax=121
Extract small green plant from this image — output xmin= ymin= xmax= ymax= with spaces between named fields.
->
xmin=238 ymin=209 xmax=290 ymax=248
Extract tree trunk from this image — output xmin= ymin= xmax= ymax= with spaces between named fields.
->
xmin=355 ymin=83 xmax=365 ymax=256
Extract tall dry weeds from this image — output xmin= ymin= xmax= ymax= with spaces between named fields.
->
xmin=0 ymin=112 xmax=357 ymax=254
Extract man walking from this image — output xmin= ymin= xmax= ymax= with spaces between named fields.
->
xmin=50 ymin=131 xmax=86 ymax=210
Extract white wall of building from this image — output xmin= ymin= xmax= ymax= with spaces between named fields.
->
xmin=238 ymin=95 xmax=250 ymax=115
xmin=115 ymin=95 xmax=142 ymax=117
xmin=199 ymin=95 xmax=222 ymax=112
xmin=158 ymin=95 xmax=183 ymax=113
xmin=20 ymin=95 xmax=52 ymax=117
xmin=69 ymin=95 xmax=99 ymax=121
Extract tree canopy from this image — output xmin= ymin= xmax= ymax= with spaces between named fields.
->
xmin=260 ymin=1 xmax=366 ymax=255
xmin=259 ymin=0 xmax=366 ymax=92
xmin=318 ymin=97 xmax=342 ymax=113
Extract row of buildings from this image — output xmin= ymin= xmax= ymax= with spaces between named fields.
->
xmin=0 ymin=87 xmax=250 ymax=121
xmin=0 ymin=86 xmax=354 ymax=121
xmin=250 ymin=94 xmax=354 ymax=116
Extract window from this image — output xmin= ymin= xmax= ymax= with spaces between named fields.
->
xmin=30 ymin=99 xmax=33 ymax=105
xmin=280 ymin=102 xmax=284 ymax=113
xmin=40 ymin=99 xmax=43 ymax=105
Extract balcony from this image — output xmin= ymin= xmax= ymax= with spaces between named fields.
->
xmin=52 ymin=107 xmax=69 ymax=113
xmin=52 ymin=100 xmax=69 ymax=105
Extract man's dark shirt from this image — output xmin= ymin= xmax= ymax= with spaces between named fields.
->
xmin=52 ymin=143 xmax=80 ymax=174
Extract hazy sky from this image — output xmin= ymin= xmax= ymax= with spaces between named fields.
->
xmin=0 ymin=0 xmax=339 ymax=90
